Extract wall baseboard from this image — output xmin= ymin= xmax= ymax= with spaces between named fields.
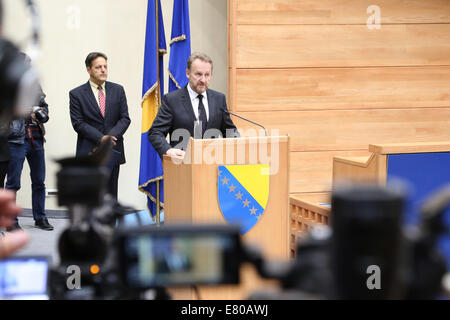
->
xmin=20 ymin=208 xmax=69 ymax=219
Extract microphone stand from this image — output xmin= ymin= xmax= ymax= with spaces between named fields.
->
xmin=225 ymin=110 xmax=267 ymax=136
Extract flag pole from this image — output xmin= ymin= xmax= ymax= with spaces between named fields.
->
xmin=155 ymin=0 xmax=161 ymax=227
xmin=156 ymin=179 xmax=160 ymax=226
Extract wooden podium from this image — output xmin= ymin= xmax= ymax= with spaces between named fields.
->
xmin=333 ymin=141 xmax=450 ymax=186
xmin=163 ymin=136 xmax=290 ymax=299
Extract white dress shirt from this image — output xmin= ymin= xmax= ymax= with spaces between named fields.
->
xmin=187 ymin=83 xmax=209 ymax=121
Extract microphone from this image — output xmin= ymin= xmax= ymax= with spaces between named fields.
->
xmin=224 ymin=110 xmax=267 ymax=136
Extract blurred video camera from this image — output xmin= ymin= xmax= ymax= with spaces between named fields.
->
xmin=0 ymin=0 xmax=42 ymax=134
xmin=249 ymin=184 xmax=450 ymax=300
xmin=47 ymin=140 xmax=134 ymax=299
xmin=115 ymin=183 xmax=450 ymax=300
xmin=0 ymin=38 xmax=40 ymax=135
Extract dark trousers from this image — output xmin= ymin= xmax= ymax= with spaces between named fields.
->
xmin=0 ymin=160 xmax=8 ymax=188
xmin=6 ymin=139 xmax=47 ymax=221
xmin=107 ymin=165 xmax=120 ymax=200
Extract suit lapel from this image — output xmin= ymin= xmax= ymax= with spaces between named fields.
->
xmin=84 ymin=81 xmax=103 ymax=119
xmin=206 ymin=89 xmax=215 ymax=129
xmin=181 ymin=86 xmax=197 ymax=124
xmin=104 ymin=82 xmax=111 ymax=120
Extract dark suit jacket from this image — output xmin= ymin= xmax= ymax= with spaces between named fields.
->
xmin=69 ymin=81 xmax=131 ymax=164
xmin=148 ymin=86 xmax=239 ymax=157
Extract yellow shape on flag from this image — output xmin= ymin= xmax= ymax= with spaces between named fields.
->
xmin=141 ymin=90 xmax=159 ymax=134
xmin=225 ymin=164 xmax=269 ymax=209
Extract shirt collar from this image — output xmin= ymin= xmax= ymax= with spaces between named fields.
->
xmin=90 ymin=80 xmax=106 ymax=91
xmin=187 ymin=83 xmax=206 ymax=101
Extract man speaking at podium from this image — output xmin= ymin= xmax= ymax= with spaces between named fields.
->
xmin=148 ymin=52 xmax=239 ymax=158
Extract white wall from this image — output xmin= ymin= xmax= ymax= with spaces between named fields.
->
xmin=2 ymin=0 xmax=227 ymax=211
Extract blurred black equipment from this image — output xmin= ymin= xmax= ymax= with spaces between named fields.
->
xmin=249 ymin=183 xmax=449 ymax=300
xmin=0 ymin=38 xmax=40 ymax=129
xmin=0 ymin=0 xmax=41 ymax=134
xmin=330 ymin=184 xmax=406 ymax=299
xmin=49 ymin=140 xmax=137 ymax=300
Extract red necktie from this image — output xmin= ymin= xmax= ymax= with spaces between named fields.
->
xmin=98 ymin=86 xmax=105 ymax=117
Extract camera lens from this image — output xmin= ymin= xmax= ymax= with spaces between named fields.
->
xmin=34 ymin=108 xmax=49 ymax=123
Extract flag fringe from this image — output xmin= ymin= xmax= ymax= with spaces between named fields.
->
xmin=168 ymin=71 xmax=182 ymax=89
xmin=138 ymin=185 xmax=165 ymax=208
xmin=169 ymin=34 xmax=186 ymax=46
xmin=141 ymin=82 xmax=159 ymax=106
xmin=138 ymin=176 xmax=165 ymax=215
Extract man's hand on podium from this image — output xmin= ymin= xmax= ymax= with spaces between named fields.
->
xmin=166 ymin=148 xmax=185 ymax=158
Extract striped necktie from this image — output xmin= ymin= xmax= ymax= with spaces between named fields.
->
xmin=98 ymin=86 xmax=106 ymax=117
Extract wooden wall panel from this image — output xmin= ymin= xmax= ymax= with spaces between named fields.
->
xmin=235 ymin=67 xmax=450 ymax=112
xmin=234 ymin=108 xmax=450 ymax=152
xmin=229 ymin=0 xmax=450 ymax=245
xmin=290 ymin=150 xmax=370 ymax=193
xmin=236 ymin=0 xmax=450 ymax=25
xmin=236 ymin=24 xmax=450 ymax=68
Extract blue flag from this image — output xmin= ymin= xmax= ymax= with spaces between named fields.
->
xmin=168 ymin=0 xmax=191 ymax=92
xmin=138 ymin=0 xmax=166 ymax=218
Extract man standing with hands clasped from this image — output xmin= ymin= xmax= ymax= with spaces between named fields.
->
xmin=69 ymin=52 xmax=130 ymax=199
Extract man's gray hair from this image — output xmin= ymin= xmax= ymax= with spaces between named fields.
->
xmin=187 ymin=52 xmax=213 ymax=72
